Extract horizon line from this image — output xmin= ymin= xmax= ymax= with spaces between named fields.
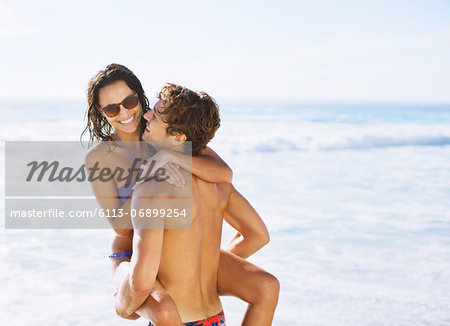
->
xmin=0 ymin=95 xmax=449 ymax=107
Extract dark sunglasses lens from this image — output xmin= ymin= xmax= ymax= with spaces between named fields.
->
xmin=122 ymin=95 xmax=139 ymax=109
xmin=103 ymin=104 xmax=120 ymax=117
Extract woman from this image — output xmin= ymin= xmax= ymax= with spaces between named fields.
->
xmin=82 ymin=63 xmax=279 ymax=325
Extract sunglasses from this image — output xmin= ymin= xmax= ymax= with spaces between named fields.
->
xmin=99 ymin=93 xmax=139 ymax=117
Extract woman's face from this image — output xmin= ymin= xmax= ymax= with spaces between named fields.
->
xmin=98 ymin=80 xmax=142 ymax=134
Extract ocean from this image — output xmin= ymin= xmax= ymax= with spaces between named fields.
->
xmin=1 ymin=99 xmax=450 ymax=325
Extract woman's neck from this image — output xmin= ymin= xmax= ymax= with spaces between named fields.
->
xmin=114 ymin=129 xmax=140 ymax=142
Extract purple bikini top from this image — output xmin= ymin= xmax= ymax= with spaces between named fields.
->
xmin=113 ymin=130 xmax=143 ymax=204
xmin=117 ymin=181 xmax=137 ymax=204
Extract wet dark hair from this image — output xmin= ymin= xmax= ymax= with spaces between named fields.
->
xmin=81 ymin=63 xmax=150 ymax=144
xmin=158 ymin=83 xmax=220 ymax=156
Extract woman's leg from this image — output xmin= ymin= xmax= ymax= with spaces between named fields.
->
xmin=110 ymin=234 xmax=183 ymax=325
xmin=218 ymin=249 xmax=280 ymax=326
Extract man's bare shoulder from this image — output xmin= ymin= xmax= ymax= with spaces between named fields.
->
xmin=132 ymin=169 xmax=192 ymax=229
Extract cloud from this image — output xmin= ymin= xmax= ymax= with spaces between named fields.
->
xmin=0 ymin=3 xmax=38 ymax=39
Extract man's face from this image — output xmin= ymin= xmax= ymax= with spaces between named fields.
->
xmin=142 ymin=99 xmax=172 ymax=142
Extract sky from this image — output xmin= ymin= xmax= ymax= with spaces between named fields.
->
xmin=0 ymin=0 xmax=449 ymax=103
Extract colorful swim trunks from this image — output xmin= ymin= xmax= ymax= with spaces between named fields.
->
xmin=148 ymin=310 xmax=225 ymax=326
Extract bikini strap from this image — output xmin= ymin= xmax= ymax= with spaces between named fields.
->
xmin=113 ymin=130 xmax=142 ymax=168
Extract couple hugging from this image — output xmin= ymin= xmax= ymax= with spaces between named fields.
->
xmin=83 ymin=63 xmax=279 ymax=326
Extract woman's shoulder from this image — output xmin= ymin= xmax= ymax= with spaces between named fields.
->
xmin=85 ymin=141 xmax=117 ymax=166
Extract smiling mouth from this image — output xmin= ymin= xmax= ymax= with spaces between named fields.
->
xmin=119 ymin=116 xmax=134 ymax=124
xmin=145 ymin=123 xmax=150 ymax=132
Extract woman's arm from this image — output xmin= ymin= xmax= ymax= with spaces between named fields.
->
xmin=193 ymin=146 xmax=232 ymax=183
xmin=151 ymin=146 xmax=232 ymax=184
xmin=223 ymin=185 xmax=270 ymax=258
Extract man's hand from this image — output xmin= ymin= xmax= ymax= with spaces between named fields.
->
xmin=113 ymin=286 xmax=140 ymax=320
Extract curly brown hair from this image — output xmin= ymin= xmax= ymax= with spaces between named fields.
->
xmin=157 ymin=83 xmax=220 ymax=156
xmin=81 ymin=63 xmax=150 ymax=144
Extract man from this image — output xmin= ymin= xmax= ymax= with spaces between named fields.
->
xmin=113 ymin=84 xmax=278 ymax=325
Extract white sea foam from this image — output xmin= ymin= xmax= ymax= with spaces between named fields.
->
xmin=213 ymin=121 xmax=450 ymax=153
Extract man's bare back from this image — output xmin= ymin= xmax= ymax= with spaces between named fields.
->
xmin=132 ymin=168 xmax=231 ymax=322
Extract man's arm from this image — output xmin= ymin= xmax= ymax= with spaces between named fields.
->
xmin=113 ymin=182 xmax=166 ymax=318
xmin=113 ymin=227 xmax=164 ymax=317
xmin=223 ymin=185 xmax=270 ymax=258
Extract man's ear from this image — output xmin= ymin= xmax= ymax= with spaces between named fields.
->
xmin=174 ymin=133 xmax=187 ymax=142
